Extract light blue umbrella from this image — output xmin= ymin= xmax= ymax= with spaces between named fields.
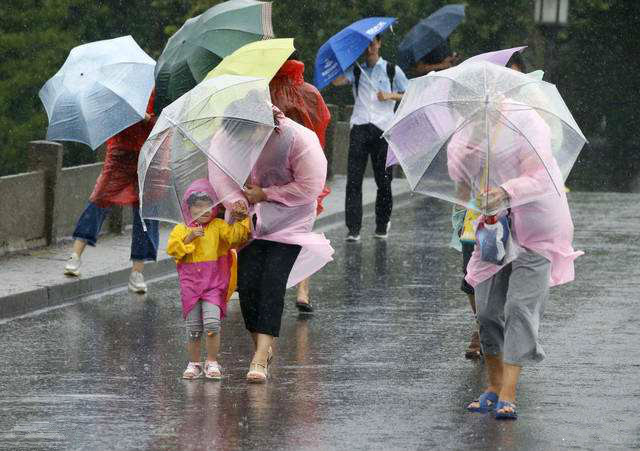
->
xmin=39 ymin=35 xmax=156 ymax=149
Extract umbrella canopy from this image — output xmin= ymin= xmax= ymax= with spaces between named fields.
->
xmin=154 ymin=0 xmax=274 ymax=113
xmin=463 ymin=46 xmax=527 ymax=67
xmin=39 ymin=35 xmax=155 ymax=150
xmin=313 ymin=17 xmax=396 ymax=90
xmin=138 ymin=75 xmax=275 ymax=224
xmin=397 ymin=4 xmax=465 ymax=72
xmin=205 ymin=38 xmax=295 ymax=81
xmin=386 ymin=46 xmax=529 ymax=168
xmin=383 ymin=61 xmax=587 ymax=214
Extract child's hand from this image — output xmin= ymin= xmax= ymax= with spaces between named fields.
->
xmin=184 ymin=225 xmax=204 ymax=244
xmin=230 ymin=201 xmax=248 ymax=221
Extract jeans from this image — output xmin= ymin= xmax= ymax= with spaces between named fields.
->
xmin=72 ymin=202 xmax=159 ymax=261
xmin=345 ymin=123 xmax=393 ymax=235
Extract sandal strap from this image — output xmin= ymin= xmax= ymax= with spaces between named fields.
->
xmin=496 ymin=400 xmax=516 ymax=410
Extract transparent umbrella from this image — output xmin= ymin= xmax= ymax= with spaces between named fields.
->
xmin=383 ymin=61 xmax=587 ymax=215
xmin=138 ymin=75 xmax=274 ymax=224
xmin=39 ymin=35 xmax=155 ymax=150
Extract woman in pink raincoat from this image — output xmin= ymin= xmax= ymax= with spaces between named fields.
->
xmin=210 ymin=106 xmax=333 ymax=383
xmin=270 ymin=54 xmax=332 ymax=312
xmin=166 ymin=179 xmax=250 ymax=381
xmin=448 ymin=102 xmax=583 ymax=420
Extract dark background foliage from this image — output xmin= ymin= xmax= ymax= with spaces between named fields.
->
xmin=1 ymin=0 xmax=638 ymax=190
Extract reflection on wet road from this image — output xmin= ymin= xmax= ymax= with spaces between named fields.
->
xmin=0 ymin=196 xmax=638 ymax=451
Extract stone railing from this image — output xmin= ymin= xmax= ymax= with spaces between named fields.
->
xmin=0 ymin=105 xmax=376 ymax=255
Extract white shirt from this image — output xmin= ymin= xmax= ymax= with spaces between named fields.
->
xmin=344 ymin=57 xmax=409 ymax=131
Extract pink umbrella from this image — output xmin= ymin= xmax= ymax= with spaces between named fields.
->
xmin=462 ymin=45 xmax=527 ymax=67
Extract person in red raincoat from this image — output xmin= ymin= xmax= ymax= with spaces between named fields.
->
xmin=269 ymin=54 xmax=331 ymax=313
xmin=63 ymin=90 xmax=159 ymax=294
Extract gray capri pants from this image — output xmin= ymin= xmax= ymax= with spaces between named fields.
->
xmin=474 ymin=250 xmax=551 ymax=366
xmin=185 ymin=301 xmax=221 ymax=338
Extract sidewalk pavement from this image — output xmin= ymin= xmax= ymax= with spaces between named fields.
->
xmin=0 ymin=176 xmax=413 ymax=320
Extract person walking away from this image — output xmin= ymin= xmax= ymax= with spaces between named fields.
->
xmin=63 ymin=90 xmax=159 ymax=293
xmin=332 ymin=34 xmax=409 ymax=241
xmin=211 ymin=106 xmax=333 ymax=383
xmin=167 ymin=179 xmax=250 ymax=380
xmin=270 ymin=53 xmax=332 ymax=312
xmin=447 ymin=99 xmax=583 ymax=420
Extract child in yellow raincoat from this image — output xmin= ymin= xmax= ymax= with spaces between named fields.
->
xmin=167 ymin=179 xmax=250 ymax=380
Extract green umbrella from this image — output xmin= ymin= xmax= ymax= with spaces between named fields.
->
xmin=154 ymin=0 xmax=274 ymax=114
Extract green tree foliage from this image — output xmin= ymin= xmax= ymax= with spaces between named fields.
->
xmin=558 ymin=0 xmax=640 ymax=190
xmin=1 ymin=0 xmax=638 ymax=190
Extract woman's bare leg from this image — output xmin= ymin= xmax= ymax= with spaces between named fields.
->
xmin=252 ymin=333 xmax=274 ymax=365
xmin=297 ymin=278 xmax=310 ymax=304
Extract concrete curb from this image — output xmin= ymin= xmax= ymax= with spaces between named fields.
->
xmin=0 ymin=190 xmax=415 ymax=320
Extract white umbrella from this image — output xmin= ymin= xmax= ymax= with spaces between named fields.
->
xmin=383 ymin=61 xmax=587 ymax=214
xmin=39 ymin=35 xmax=155 ymax=149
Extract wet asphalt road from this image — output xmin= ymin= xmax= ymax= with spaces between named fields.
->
xmin=0 ymin=196 xmax=638 ymax=451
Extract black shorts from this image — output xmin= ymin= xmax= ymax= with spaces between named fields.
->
xmin=461 ymin=242 xmax=475 ymax=295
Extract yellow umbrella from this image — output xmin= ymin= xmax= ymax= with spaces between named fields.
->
xmin=205 ymin=38 xmax=295 ymax=81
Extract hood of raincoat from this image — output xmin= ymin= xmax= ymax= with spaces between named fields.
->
xmin=274 ymin=60 xmax=305 ymax=86
xmin=181 ymin=178 xmax=220 ymax=226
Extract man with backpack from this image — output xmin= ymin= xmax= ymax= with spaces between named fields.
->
xmin=332 ymin=34 xmax=409 ymax=241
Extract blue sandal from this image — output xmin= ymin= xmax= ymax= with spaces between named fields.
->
xmin=467 ymin=391 xmax=498 ymax=413
xmin=495 ymin=400 xmax=518 ymax=420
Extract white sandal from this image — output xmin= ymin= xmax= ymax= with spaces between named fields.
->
xmin=182 ymin=362 xmax=203 ymax=380
xmin=246 ymin=362 xmax=268 ymax=383
xmin=204 ymin=361 xmax=222 ymax=380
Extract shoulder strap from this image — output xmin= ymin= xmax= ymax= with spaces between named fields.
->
xmin=386 ymin=63 xmax=396 ymax=90
xmin=353 ymin=64 xmax=361 ymax=96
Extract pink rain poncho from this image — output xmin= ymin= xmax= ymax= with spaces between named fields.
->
xmin=166 ymin=179 xmax=250 ymax=318
xmin=447 ymin=104 xmax=583 ymax=288
xmin=270 ymin=59 xmax=332 ymax=214
xmin=210 ymin=108 xmax=334 ymax=287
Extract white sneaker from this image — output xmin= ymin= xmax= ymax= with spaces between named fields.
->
xmin=64 ymin=253 xmax=81 ymax=276
xmin=128 ymin=271 xmax=147 ymax=293
xmin=345 ymin=234 xmax=361 ymax=242
xmin=204 ymin=361 xmax=223 ymax=380
xmin=374 ymin=222 xmax=391 ymax=239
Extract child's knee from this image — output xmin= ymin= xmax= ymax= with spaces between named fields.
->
xmin=187 ymin=323 xmax=203 ymax=341
xmin=204 ymin=318 xmax=221 ymax=336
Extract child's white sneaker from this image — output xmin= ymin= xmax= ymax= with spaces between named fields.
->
xmin=182 ymin=362 xmax=203 ymax=380
xmin=64 ymin=253 xmax=81 ymax=276
xmin=128 ymin=271 xmax=147 ymax=293
xmin=204 ymin=361 xmax=222 ymax=380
